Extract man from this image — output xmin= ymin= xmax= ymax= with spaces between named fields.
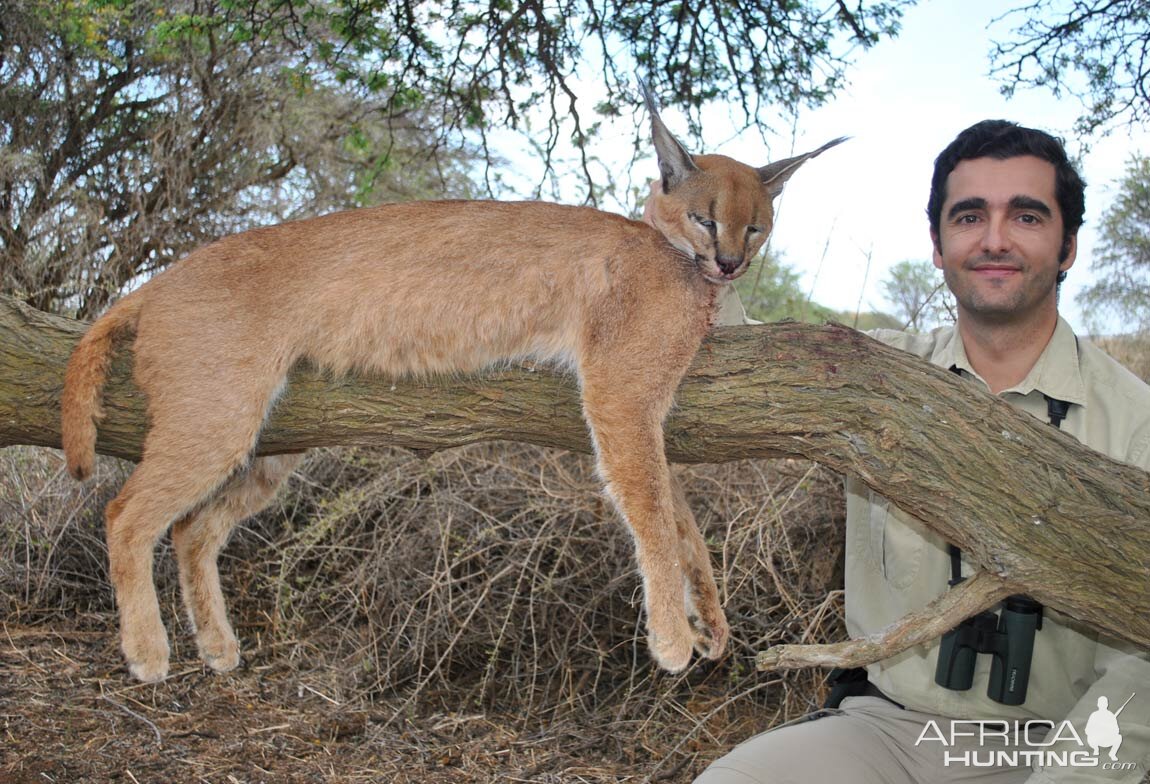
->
xmin=696 ymin=120 xmax=1150 ymax=783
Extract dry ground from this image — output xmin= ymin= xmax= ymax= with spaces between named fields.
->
xmin=1 ymin=621 xmax=745 ymax=783
xmin=1 ymin=444 xmax=845 ymax=783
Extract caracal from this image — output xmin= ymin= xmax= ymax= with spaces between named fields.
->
xmin=62 ymin=83 xmax=843 ymax=682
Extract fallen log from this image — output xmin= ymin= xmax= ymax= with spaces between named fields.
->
xmin=2 ymin=293 xmax=1148 ymax=663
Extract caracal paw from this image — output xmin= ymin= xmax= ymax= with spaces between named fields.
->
xmin=647 ymin=617 xmax=695 ymax=672
xmin=684 ymin=586 xmax=729 ymax=660
xmin=198 ymin=631 xmax=241 ymax=673
xmin=689 ymin=608 xmax=729 ymax=660
xmin=124 ymin=638 xmax=171 ymax=683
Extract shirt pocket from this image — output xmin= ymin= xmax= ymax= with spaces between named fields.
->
xmin=879 ymin=505 xmax=926 ymax=589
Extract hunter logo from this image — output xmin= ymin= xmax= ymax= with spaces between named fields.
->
xmin=915 ymin=693 xmax=1138 ymax=771
xmin=1086 ymin=694 xmax=1133 ymax=762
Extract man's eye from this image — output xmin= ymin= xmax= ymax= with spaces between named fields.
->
xmin=956 ymin=214 xmax=979 ymax=224
xmin=1019 ymin=214 xmax=1040 ymax=224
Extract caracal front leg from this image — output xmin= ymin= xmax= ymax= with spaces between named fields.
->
xmin=580 ymin=374 xmax=695 ymax=671
xmin=670 ymin=470 xmax=728 ymax=659
xmin=171 ymin=453 xmax=304 ymax=673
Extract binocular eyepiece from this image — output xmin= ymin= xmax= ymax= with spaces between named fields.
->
xmin=934 ymin=595 xmax=1043 ymax=706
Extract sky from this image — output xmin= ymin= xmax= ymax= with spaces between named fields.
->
xmin=503 ymin=0 xmax=1150 ymax=335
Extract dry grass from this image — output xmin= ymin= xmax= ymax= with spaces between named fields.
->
xmin=1 ymin=443 xmax=845 ymax=782
xmin=1094 ymin=333 xmax=1150 ymax=383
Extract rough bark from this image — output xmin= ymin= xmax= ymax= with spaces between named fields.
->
xmin=2 ymin=294 xmax=1149 ymax=658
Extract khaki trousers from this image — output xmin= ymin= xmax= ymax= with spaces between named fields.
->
xmin=695 ymin=697 xmax=1036 ymax=784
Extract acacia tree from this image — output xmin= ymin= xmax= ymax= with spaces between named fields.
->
xmin=0 ymin=1 xmax=485 ymax=318
xmin=990 ymin=0 xmax=1150 ymax=135
xmin=1077 ymin=154 xmax=1150 ymax=334
xmin=1 ymin=0 xmax=915 ymax=317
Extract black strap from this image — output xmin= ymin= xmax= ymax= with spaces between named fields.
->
xmin=1044 ymin=395 xmax=1071 ymax=429
xmin=948 ymin=543 xmax=964 ymax=586
xmin=822 ymin=667 xmax=904 ymax=710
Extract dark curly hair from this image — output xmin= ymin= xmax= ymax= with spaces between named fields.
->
xmin=927 ymin=120 xmax=1085 ymax=264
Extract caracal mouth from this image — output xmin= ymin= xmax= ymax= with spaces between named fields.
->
xmin=697 ymin=256 xmax=748 ymax=284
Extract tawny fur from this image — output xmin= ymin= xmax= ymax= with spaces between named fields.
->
xmin=61 ymin=92 xmax=843 ymax=683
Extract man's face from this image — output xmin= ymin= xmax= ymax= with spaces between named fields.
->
xmin=931 ymin=155 xmax=1076 ymax=324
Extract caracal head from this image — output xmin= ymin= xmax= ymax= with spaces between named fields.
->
xmin=638 ymin=80 xmax=846 ymax=284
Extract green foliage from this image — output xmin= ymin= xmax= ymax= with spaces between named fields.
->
xmin=734 ymin=253 xmax=910 ymax=329
xmin=831 ymin=309 xmax=904 ymax=331
xmin=735 ymin=253 xmax=838 ymax=324
xmin=1077 ymin=154 xmax=1150 ymax=335
xmin=55 ymin=0 xmax=912 ymax=180
xmin=0 ymin=0 xmax=481 ymax=317
xmin=880 ymin=259 xmax=953 ymax=332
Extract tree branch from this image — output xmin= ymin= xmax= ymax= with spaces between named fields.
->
xmin=2 ymin=294 xmax=1149 ymax=662
xmin=756 ymin=571 xmax=1017 ymax=671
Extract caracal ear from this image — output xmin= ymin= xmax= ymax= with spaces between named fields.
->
xmin=639 ymin=78 xmax=698 ymax=193
xmin=759 ymin=136 xmax=849 ymax=198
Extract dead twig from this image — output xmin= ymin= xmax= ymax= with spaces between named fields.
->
xmin=100 ymin=695 xmax=163 ymax=747
xmin=756 ymin=571 xmax=1016 ymax=671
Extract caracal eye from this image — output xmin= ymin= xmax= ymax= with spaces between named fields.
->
xmin=747 ymin=225 xmax=762 ymax=235
xmin=691 ymin=213 xmax=717 ymax=230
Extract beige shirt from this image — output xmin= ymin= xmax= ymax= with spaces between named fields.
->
xmin=850 ymin=319 xmax=1150 ymax=783
xmin=713 ymin=286 xmax=1150 ymax=782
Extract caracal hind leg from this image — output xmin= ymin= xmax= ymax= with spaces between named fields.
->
xmin=670 ymin=470 xmax=728 ymax=659
xmin=108 ymin=365 xmax=283 ymax=683
xmin=107 ymin=443 xmax=254 ymax=682
xmin=171 ymin=453 xmax=304 ymax=673
xmin=581 ymin=374 xmax=695 ymax=672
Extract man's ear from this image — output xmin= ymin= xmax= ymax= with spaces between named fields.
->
xmin=931 ymin=229 xmax=944 ymax=270
xmin=1060 ymin=233 xmax=1078 ymax=271
xmin=638 ymin=78 xmax=697 ymax=193
xmin=758 ymin=137 xmax=848 ymax=199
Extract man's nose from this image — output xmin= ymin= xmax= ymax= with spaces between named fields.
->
xmin=981 ymin=215 xmax=1012 ymax=254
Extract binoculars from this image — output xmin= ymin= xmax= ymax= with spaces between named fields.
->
xmin=934 ymin=595 xmax=1044 ymax=706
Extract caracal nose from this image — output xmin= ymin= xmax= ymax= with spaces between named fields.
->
xmin=717 ymin=256 xmax=742 ymax=275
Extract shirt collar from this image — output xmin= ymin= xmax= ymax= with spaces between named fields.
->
xmin=931 ymin=316 xmax=1087 ymax=406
